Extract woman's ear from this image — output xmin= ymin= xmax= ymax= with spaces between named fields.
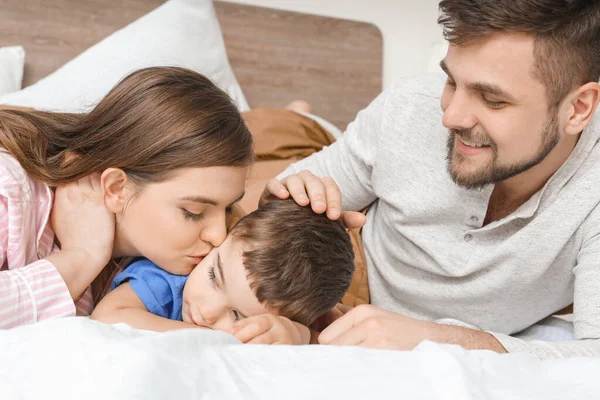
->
xmin=101 ymin=168 xmax=136 ymax=214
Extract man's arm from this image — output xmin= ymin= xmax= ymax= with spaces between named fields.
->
xmin=419 ymin=318 xmax=600 ymax=358
xmin=490 ymin=332 xmax=600 ymax=359
xmin=317 ymin=305 xmax=504 ymax=352
xmin=429 ymin=321 xmax=508 ymax=353
xmin=91 ymin=283 xmax=201 ymax=332
xmin=317 ymin=304 xmax=600 ymax=359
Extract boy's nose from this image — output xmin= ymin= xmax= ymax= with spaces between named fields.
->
xmin=198 ymin=301 xmax=225 ymax=326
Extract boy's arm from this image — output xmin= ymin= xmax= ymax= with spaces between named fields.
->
xmin=91 ymin=283 xmax=202 ymax=332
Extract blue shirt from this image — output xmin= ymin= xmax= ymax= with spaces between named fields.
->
xmin=112 ymin=259 xmax=188 ymax=321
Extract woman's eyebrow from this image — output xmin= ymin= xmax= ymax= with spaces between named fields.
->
xmin=180 ymin=195 xmax=217 ymax=205
xmin=182 ymin=192 xmax=245 ymax=207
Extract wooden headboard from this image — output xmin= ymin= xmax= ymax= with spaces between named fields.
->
xmin=0 ymin=0 xmax=383 ymax=130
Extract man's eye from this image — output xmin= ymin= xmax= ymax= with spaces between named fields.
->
xmin=483 ymin=97 xmax=506 ymax=109
xmin=182 ymin=208 xmax=203 ymax=222
xmin=446 ymin=78 xmax=457 ymax=88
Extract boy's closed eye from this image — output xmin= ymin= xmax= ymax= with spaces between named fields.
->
xmin=207 ymin=257 xmax=244 ymax=322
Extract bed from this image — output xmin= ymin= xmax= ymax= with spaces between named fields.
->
xmin=0 ymin=1 xmax=596 ymax=399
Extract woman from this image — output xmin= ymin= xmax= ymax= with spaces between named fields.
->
xmin=0 ymin=66 xmax=254 ymax=329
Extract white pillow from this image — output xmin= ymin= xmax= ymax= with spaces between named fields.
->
xmin=0 ymin=46 xmax=25 ymax=95
xmin=0 ymin=0 xmax=249 ymax=112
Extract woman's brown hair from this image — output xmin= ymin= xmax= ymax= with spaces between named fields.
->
xmin=0 ymin=66 xmax=254 ymax=303
xmin=0 ymin=66 xmax=254 ymax=186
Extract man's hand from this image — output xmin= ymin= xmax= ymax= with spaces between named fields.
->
xmin=260 ymin=170 xmax=366 ymax=229
xmin=310 ymin=303 xmax=354 ymax=332
xmin=318 ymin=304 xmax=507 ymax=353
xmin=318 ymin=305 xmax=435 ymax=350
xmin=231 ymin=314 xmax=310 ymax=345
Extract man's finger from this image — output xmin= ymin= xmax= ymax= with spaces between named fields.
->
xmin=322 ymin=324 xmax=368 ymax=347
xmin=319 ymin=305 xmax=385 ymax=343
xmin=310 ymin=307 xmax=344 ymax=332
xmin=310 ymin=302 xmax=353 ymax=331
xmin=261 ymin=179 xmax=290 ymax=206
xmin=301 ymin=172 xmax=328 ymax=214
xmin=322 ymin=176 xmax=342 ymax=220
xmin=341 ymin=211 xmax=367 ymax=230
xmin=284 ymin=174 xmax=310 ymax=206
xmin=318 ymin=310 xmax=360 ymax=344
xmin=336 ymin=303 xmax=354 ymax=314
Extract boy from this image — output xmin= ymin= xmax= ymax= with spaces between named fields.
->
xmin=91 ymin=199 xmax=355 ymax=345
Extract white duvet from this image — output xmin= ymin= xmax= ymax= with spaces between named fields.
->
xmin=0 ymin=317 xmax=598 ymax=400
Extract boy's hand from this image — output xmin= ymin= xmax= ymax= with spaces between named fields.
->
xmin=231 ymin=314 xmax=310 ymax=345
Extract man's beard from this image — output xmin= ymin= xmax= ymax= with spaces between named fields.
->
xmin=446 ymin=113 xmax=560 ymax=189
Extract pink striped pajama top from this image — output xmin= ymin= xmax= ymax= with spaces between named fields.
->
xmin=0 ymin=151 xmax=124 ymax=329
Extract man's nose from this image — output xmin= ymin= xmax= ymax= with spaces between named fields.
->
xmin=442 ymin=90 xmax=477 ymax=130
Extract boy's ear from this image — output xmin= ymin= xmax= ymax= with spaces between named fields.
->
xmin=101 ymin=168 xmax=136 ymax=214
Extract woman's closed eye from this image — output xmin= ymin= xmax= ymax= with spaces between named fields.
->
xmin=182 ymin=208 xmax=203 ymax=222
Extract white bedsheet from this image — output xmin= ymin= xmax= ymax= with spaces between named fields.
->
xmin=0 ymin=317 xmax=598 ymax=399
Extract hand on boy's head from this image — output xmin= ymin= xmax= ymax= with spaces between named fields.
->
xmin=261 ymin=170 xmax=366 ymax=229
xmin=229 ymin=314 xmax=310 ymax=345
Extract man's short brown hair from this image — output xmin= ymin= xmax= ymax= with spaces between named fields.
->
xmin=438 ymin=0 xmax=600 ymax=109
xmin=230 ymin=199 xmax=355 ymax=326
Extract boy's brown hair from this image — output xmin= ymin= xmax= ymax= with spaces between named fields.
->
xmin=230 ymin=199 xmax=355 ymax=326
xmin=438 ymin=0 xmax=600 ymax=109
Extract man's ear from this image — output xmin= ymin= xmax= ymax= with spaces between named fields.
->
xmin=101 ymin=168 xmax=136 ymax=214
xmin=564 ymin=82 xmax=600 ymax=136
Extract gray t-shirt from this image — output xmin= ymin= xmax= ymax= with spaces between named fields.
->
xmin=280 ymin=74 xmax=600 ymax=360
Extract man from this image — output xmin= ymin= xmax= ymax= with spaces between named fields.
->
xmin=262 ymin=0 xmax=600 ymax=359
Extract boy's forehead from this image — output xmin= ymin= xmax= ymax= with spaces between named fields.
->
xmin=219 ymin=238 xmax=267 ymax=316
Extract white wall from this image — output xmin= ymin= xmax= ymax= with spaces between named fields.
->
xmin=222 ymin=0 xmax=447 ymax=88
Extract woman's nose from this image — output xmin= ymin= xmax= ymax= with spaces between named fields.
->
xmin=200 ymin=212 xmax=228 ymax=247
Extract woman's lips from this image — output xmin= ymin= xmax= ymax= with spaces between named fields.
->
xmin=187 ymin=255 xmax=205 ymax=264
